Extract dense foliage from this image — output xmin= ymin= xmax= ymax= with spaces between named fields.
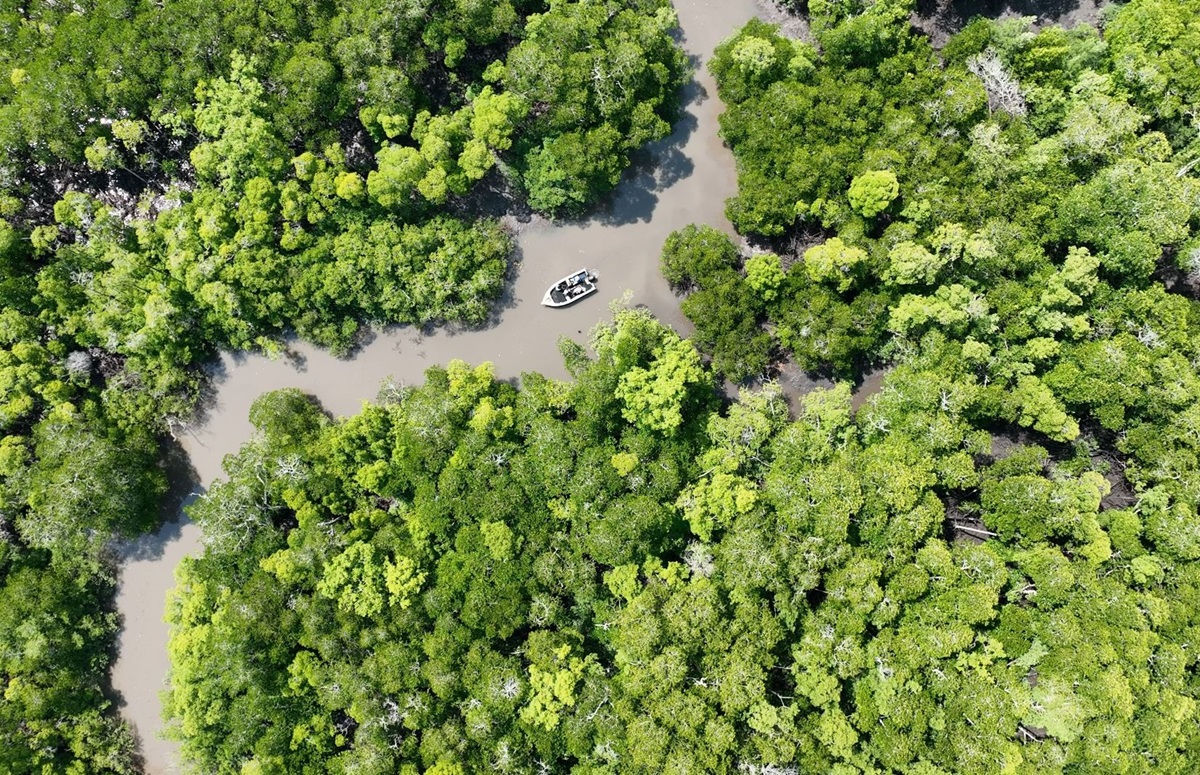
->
xmin=0 ymin=550 xmax=137 ymax=773
xmin=167 ymin=303 xmax=1200 ymax=772
xmin=673 ymin=0 xmax=1200 ymax=377
xmin=621 ymin=0 xmax=1200 ymax=770
xmin=0 ymin=0 xmax=688 ymax=768
xmin=13 ymin=0 xmax=1200 ymax=770
xmin=691 ymin=0 xmax=1200 ymax=494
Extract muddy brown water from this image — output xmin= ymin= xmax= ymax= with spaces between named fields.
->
xmin=110 ymin=1 xmax=764 ymax=771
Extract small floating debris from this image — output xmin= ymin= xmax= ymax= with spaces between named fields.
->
xmin=542 ymin=268 xmax=599 ymax=307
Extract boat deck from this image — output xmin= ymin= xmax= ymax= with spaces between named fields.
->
xmin=543 ymin=269 xmax=598 ymax=307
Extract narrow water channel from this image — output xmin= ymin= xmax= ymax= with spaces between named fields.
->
xmin=110 ymin=1 xmax=765 ymax=771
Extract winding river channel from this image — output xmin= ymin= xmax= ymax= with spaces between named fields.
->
xmin=110 ymin=1 xmax=763 ymax=770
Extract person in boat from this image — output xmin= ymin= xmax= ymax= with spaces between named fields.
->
xmin=543 ymin=269 xmax=599 ymax=306
xmin=556 ymin=271 xmax=589 ymax=291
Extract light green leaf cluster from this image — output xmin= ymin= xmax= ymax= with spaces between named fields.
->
xmin=676 ymin=472 xmax=759 ymax=542
xmin=744 ymin=252 xmax=785 ymax=300
xmin=1009 ymin=375 xmax=1081 ymax=442
xmin=479 ymin=520 xmax=514 ymax=562
xmin=731 ymin=36 xmax=778 ymax=75
xmin=384 ymin=554 xmax=426 ymax=609
xmin=615 ymin=335 xmax=706 ymax=434
xmin=886 ymin=241 xmax=942 ymax=285
xmin=804 ymin=237 xmax=867 ymax=292
xmin=316 ymin=541 xmax=426 ymax=617
xmin=316 ymin=541 xmax=388 ymax=617
xmin=519 ymin=645 xmax=589 ymax=731
xmin=888 ymin=284 xmax=992 ymax=336
xmin=847 ymin=170 xmax=899 ymax=218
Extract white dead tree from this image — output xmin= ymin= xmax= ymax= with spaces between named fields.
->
xmin=64 ymin=350 xmax=94 ymax=378
xmin=739 ymin=764 xmax=800 ymax=775
xmin=1185 ymin=247 xmax=1200 ymax=286
xmin=684 ymin=540 xmax=715 ymax=578
xmin=968 ymin=48 xmax=1028 ymax=117
xmin=197 ymin=468 xmax=273 ymax=551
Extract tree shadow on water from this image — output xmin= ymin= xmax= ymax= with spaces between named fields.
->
xmin=448 ymin=166 xmax=535 ymax=223
xmin=488 ymin=241 xmax=527 ymax=322
xmin=443 ymin=241 xmax=530 ymax=334
xmin=449 ymin=51 xmax=708 ymax=230
xmin=117 ymin=435 xmax=202 ymax=564
xmin=587 ymin=75 xmax=707 ymax=227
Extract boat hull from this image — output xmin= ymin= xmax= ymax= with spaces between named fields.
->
xmin=542 ymin=269 xmax=598 ymax=307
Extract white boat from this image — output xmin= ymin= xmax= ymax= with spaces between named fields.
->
xmin=542 ymin=268 xmax=599 ymax=307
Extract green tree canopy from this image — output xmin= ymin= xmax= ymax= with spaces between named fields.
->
xmin=847 ymin=169 xmax=900 ymax=218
